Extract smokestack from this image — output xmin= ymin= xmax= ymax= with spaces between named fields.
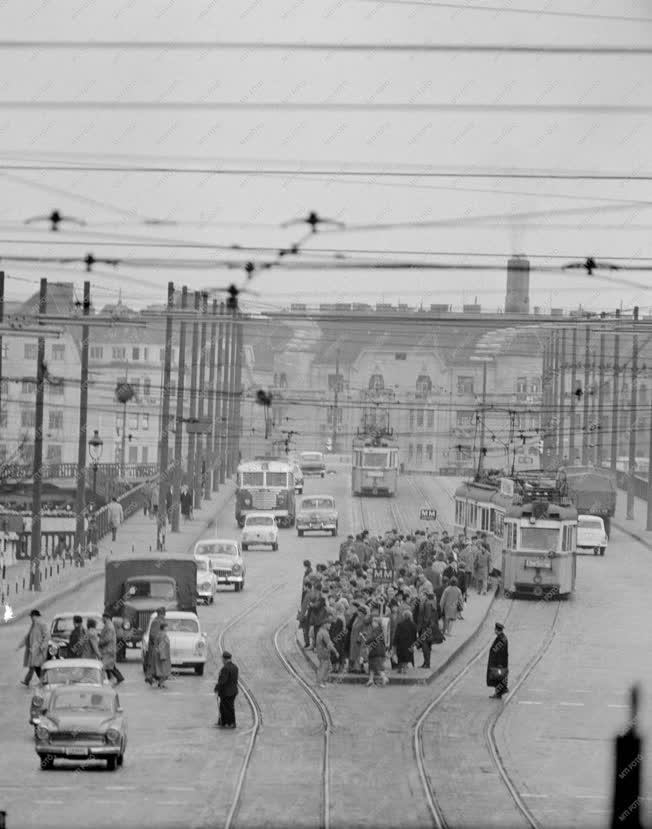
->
xmin=505 ymin=255 xmax=530 ymax=314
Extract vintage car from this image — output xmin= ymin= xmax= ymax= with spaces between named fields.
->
xmin=34 ymin=684 xmax=127 ymax=771
xmin=577 ymin=514 xmax=609 ymax=556
xmin=141 ymin=611 xmax=207 ymax=676
xmin=29 ymin=659 xmax=109 ymax=725
xmin=292 ymin=463 xmax=304 ymax=494
xmin=296 ymin=495 xmax=339 ymax=537
xmin=48 ymin=612 xmax=105 ymax=660
xmin=241 ymin=512 xmax=279 ymax=551
xmin=194 ymin=538 xmax=246 ymax=592
xmin=196 ymin=559 xmax=219 ymax=604
xmin=299 ymin=451 xmax=326 ymax=478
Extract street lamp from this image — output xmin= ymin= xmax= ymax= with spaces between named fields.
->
xmin=115 ymin=381 xmax=134 ymax=477
xmin=88 ymin=429 xmax=104 ymax=511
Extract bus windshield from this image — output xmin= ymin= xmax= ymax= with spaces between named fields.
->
xmin=240 ymin=472 xmax=264 ymax=487
xmin=520 ymin=527 xmax=559 ymax=551
xmin=266 ymin=472 xmax=289 ymax=487
xmin=363 ymin=452 xmax=388 ymax=468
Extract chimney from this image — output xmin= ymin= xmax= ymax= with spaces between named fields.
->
xmin=505 ymin=255 xmax=530 ymax=314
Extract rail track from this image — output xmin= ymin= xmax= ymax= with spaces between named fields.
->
xmin=413 ymin=596 xmax=563 ymax=829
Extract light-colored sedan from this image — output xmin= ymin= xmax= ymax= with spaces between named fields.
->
xmin=196 ymin=559 xmax=219 ymax=604
xmin=48 ymin=612 xmax=104 ymax=660
xmin=29 ymin=659 xmax=109 ymax=725
xmin=241 ymin=512 xmax=279 ymax=551
xmin=194 ymin=538 xmax=246 ymax=592
xmin=141 ymin=611 xmax=207 ymax=676
xmin=296 ymin=495 xmax=339 ymax=537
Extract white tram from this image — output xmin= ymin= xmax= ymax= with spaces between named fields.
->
xmin=351 ymin=429 xmax=399 ymax=497
xmin=454 ymin=472 xmax=577 ymax=599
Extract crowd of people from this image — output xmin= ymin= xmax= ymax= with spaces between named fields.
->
xmin=297 ymin=527 xmax=496 ymax=687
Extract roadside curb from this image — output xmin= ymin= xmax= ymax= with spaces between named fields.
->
xmin=611 ymin=517 xmax=652 ymax=550
xmin=4 ymin=482 xmax=236 ymax=625
xmin=293 ymin=586 xmax=498 ymax=686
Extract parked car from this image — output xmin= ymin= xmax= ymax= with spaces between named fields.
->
xmin=241 ymin=512 xmax=279 ymax=551
xmin=194 ymin=539 xmax=246 ymax=592
xmin=577 ymin=514 xmax=608 ymax=556
xmin=292 ymin=463 xmax=304 ymax=494
xmin=299 ymin=451 xmax=326 ymax=478
xmin=196 ymin=559 xmax=219 ymax=604
xmin=29 ymin=659 xmax=109 ymax=726
xmin=48 ymin=612 xmax=104 ymax=660
xmin=141 ymin=611 xmax=207 ymax=675
xmin=296 ymin=495 xmax=339 ymax=537
xmin=34 ymin=684 xmax=127 ymax=771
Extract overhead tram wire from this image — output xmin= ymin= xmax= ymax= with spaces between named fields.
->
xmin=2 ymin=40 xmax=652 ymax=55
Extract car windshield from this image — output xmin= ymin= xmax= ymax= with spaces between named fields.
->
xmin=580 ymin=519 xmax=603 ymax=530
xmin=520 ymin=527 xmax=560 ymax=551
xmin=159 ymin=618 xmax=199 ymax=633
xmin=246 ymin=516 xmax=273 ymax=526
xmin=52 ymin=617 xmax=101 ymax=636
xmin=266 ymin=472 xmax=289 ymax=487
xmin=301 ymin=453 xmax=322 ymax=462
xmin=52 ymin=690 xmax=114 ymax=712
xmin=301 ymin=498 xmax=334 ymax=510
xmin=196 ymin=542 xmax=237 ymax=557
xmin=125 ymin=580 xmax=175 ymax=600
xmin=363 ymin=452 xmax=388 ymax=468
xmin=43 ymin=667 xmax=102 ymax=685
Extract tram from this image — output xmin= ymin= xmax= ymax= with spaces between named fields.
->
xmin=351 ymin=424 xmax=399 ymax=497
xmin=454 ymin=472 xmax=577 ymax=598
xmin=235 ymin=458 xmax=296 ymax=528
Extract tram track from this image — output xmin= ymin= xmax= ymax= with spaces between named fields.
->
xmin=413 ymin=596 xmax=564 ymax=829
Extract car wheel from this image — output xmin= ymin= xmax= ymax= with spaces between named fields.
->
xmin=106 ymin=756 xmax=118 ymax=771
xmin=298 ymin=530 xmax=304 ymax=537
xmin=39 ymin=754 xmax=54 ymax=770
xmin=600 ymin=547 xmax=606 ymax=556
xmin=142 ymin=659 xmax=147 ymax=674
xmin=320 ymin=472 xmax=325 ymax=478
xmin=116 ymin=644 xmax=126 ymax=663
xmin=194 ymin=664 xmax=205 ymax=676
xmin=272 ymin=542 xmax=278 ymax=551
xmin=117 ymin=753 xmax=124 ymax=768
xmin=241 ymin=580 xmax=245 ymax=591
xmin=503 ymin=590 xmax=512 ymax=599
xmin=234 ymin=583 xmax=241 ymax=592
xmin=210 ymin=595 xmax=215 ymax=605
xmin=242 ymin=544 xmax=248 ymax=551
xmin=331 ymin=528 xmax=337 ymax=537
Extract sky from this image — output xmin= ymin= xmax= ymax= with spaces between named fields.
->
xmin=0 ymin=0 xmax=651 ymax=315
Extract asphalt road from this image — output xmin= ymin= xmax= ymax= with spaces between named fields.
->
xmin=1 ymin=471 xmax=647 ymax=829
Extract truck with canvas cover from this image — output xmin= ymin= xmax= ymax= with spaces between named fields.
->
xmin=557 ymin=466 xmax=616 ymax=537
xmin=104 ymin=556 xmax=197 ymax=661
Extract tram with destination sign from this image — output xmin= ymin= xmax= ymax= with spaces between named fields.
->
xmin=454 ymin=471 xmax=577 ymax=598
xmin=235 ymin=459 xmax=296 ymax=528
xmin=351 ymin=416 xmax=399 ymax=497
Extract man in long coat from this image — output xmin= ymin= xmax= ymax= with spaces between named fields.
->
xmin=215 ymin=651 xmax=239 ymax=727
xmin=145 ymin=607 xmax=166 ymax=685
xmin=393 ymin=608 xmax=417 ymax=674
xmin=99 ymin=612 xmax=124 ymax=685
xmin=18 ymin=609 xmax=49 ymax=686
xmin=487 ymin=622 xmax=509 ymax=699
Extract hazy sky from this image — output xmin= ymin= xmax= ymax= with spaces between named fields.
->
xmin=0 ymin=0 xmax=651 ymax=314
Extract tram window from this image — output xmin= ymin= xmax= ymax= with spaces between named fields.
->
xmin=521 ymin=527 xmax=560 ymax=551
xmin=469 ymin=503 xmax=477 ymax=527
xmin=481 ymin=508 xmax=490 ymax=532
xmin=494 ymin=511 xmax=504 ymax=538
xmin=241 ymin=472 xmax=264 ymax=487
xmin=562 ymin=525 xmax=574 ymax=551
xmin=363 ymin=452 xmax=388 ymax=468
xmin=455 ymin=500 xmax=464 ymax=525
xmin=505 ymin=523 xmax=517 ymax=549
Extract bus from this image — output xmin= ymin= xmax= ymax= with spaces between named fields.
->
xmin=235 ymin=459 xmax=296 ymax=528
xmin=454 ymin=472 xmax=577 ymax=599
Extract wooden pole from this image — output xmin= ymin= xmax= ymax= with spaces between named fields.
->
xmin=73 ymin=281 xmax=91 ymax=563
xmin=157 ymin=282 xmax=174 ymax=550
xmin=171 ymin=286 xmax=188 ymax=533
xmin=30 ymin=278 xmax=47 ymax=591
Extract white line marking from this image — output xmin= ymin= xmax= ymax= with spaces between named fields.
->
xmin=576 ymin=795 xmax=604 ymax=799
xmin=569 ymin=689 xmax=592 ymax=693
xmin=559 ymin=702 xmax=584 ymax=706
xmin=158 ymin=801 xmax=187 ymax=806
xmin=520 ymin=793 xmax=549 ymax=798
xmin=518 ymin=700 xmax=542 ymax=705
xmin=33 ymin=800 xmax=63 ymax=805
xmin=167 ymin=787 xmax=196 ymax=792
xmin=104 ymin=786 xmax=136 ymax=791
xmin=607 ymin=704 xmax=628 ymax=708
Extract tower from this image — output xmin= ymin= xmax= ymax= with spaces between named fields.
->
xmin=505 ymin=256 xmax=530 ymax=314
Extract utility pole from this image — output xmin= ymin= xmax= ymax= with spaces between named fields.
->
xmin=157 ymin=282 xmax=174 ymax=551
xmin=476 ymin=360 xmax=488 ymax=478
xmin=186 ymin=292 xmax=201 ymax=510
xmin=0 ymin=272 xmax=4 ymax=417
xmin=558 ymin=328 xmax=566 ymax=464
xmin=219 ymin=311 xmax=232 ymax=485
xmin=226 ymin=316 xmax=237 ymax=477
xmin=204 ymin=298 xmax=218 ymax=501
xmin=610 ymin=321 xmax=620 ymax=473
xmin=73 ymin=281 xmax=91 ymax=563
xmin=552 ymin=329 xmax=560 ymax=464
xmin=331 ymin=348 xmax=340 ymax=454
xmin=569 ymin=327 xmax=578 ymax=464
xmin=30 ymin=278 xmax=47 ymax=591
xmin=541 ymin=333 xmax=552 ymax=469
xmin=597 ymin=329 xmax=606 ymax=467
xmin=582 ymin=327 xmax=591 ymax=465
xmin=232 ymin=311 xmax=243 ymax=472
xmin=646 ymin=399 xmax=652 ymax=531
xmin=171 ymin=286 xmax=188 ymax=533
xmin=194 ymin=292 xmax=208 ymax=508
xmin=212 ymin=302 xmax=225 ymax=492
xmin=626 ymin=311 xmax=639 ymax=520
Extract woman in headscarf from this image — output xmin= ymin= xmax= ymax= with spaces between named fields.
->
xmin=348 ymin=604 xmax=367 ymax=673
xmin=329 ymin=598 xmax=349 ymax=673
xmin=393 ymin=608 xmax=417 ymax=674
xmin=154 ymin=622 xmax=171 ymax=688
xmin=440 ymin=576 xmax=463 ymax=635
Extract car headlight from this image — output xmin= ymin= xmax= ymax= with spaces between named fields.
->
xmin=200 ymin=582 xmax=212 ymax=591
xmin=32 ymin=695 xmax=44 ymax=708
xmin=122 ymin=620 xmax=131 ymax=630
xmin=232 ymin=563 xmax=242 ymax=574
xmin=36 ymin=725 xmax=50 ymax=741
xmin=106 ymin=728 xmax=121 ymax=744
xmin=48 ymin=644 xmax=58 ymax=656
xmin=194 ymin=641 xmax=206 ymax=654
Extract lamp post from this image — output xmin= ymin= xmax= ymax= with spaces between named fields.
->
xmin=116 ymin=381 xmax=134 ymax=478
xmin=88 ymin=429 xmax=103 ymax=511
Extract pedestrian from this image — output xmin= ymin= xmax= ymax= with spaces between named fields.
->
xmin=315 ymin=619 xmax=338 ymax=688
xmin=99 ymin=612 xmax=124 ymax=685
xmin=215 ymin=651 xmax=239 ymax=727
xmin=474 ymin=543 xmax=491 ymax=595
xmin=80 ymin=618 xmax=102 ymax=660
xmin=67 ymin=615 xmax=85 ymax=658
xmin=440 ymin=577 xmax=463 ymax=635
xmin=348 ymin=604 xmax=368 ymax=673
xmin=151 ymin=486 xmax=159 ymax=517
xmin=298 ymin=581 xmax=312 ymax=648
xmin=180 ymin=485 xmax=193 ymax=521
xmin=393 ymin=608 xmax=417 ymax=674
xmin=18 ymin=609 xmax=48 ymax=686
xmin=364 ymin=615 xmax=389 ymax=687
xmin=301 ymin=560 xmax=312 ymax=599
xmin=145 ymin=607 xmax=166 ymax=685
xmin=329 ymin=599 xmax=349 ymax=673
xmin=416 ymin=590 xmax=438 ymax=669
xmin=154 ymin=622 xmax=171 ymax=688
xmin=107 ymin=496 xmax=124 ymax=542
xmin=307 ymin=581 xmax=327 ymax=649
xmin=487 ymin=622 xmax=509 ymax=699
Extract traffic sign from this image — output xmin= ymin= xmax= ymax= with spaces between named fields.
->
xmin=419 ymin=507 xmax=437 ymax=521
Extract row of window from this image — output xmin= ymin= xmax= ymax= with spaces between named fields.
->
xmin=20 ymin=380 xmax=64 ymax=396
xmin=407 ymin=444 xmax=434 ymax=463
xmin=23 ymin=344 xmax=66 ymax=361
xmin=408 ymin=409 xmax=436 ymax=429
xmin=115 ymin=412 xmax=150 ymax=431
xmin=90 ymin=346 xmax=165 ymax=362
xmin=0 ymin=444 xmax=152 ymax=465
